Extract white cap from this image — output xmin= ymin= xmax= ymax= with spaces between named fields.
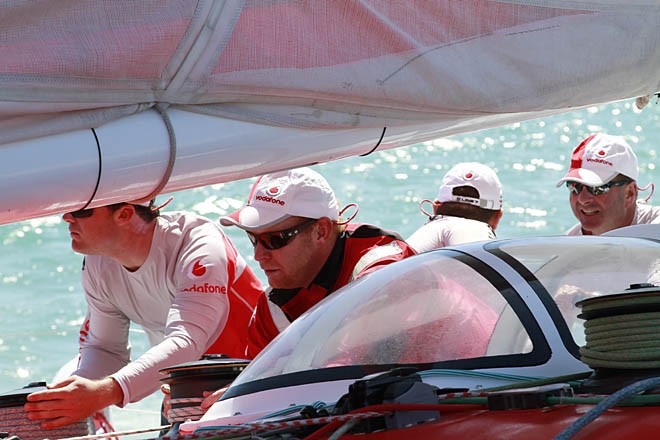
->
xmin=556 ymin=133 xmax=638 ymax=187
xmin=436 ymin=162 xmax=502 ymax=210
xmin=220 ymin=167 xmax=340 ymax=231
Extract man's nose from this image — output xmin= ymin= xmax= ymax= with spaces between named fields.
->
xmin=62 ymin=212 xmax=75 ymax=223
xmin=576 ymin=187 xmax=596 ymax=203
xmin=253 ymin=241 xmax=270 ymax=262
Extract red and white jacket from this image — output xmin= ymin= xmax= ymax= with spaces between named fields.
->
xmin=246 ymin=224 xmax=416 ymax=358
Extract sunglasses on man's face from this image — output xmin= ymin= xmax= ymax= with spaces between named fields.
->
xmin=566 ymin=179 xmax=631 ymax=196
xmin=246 ymin=218 xmax=317 ymax=250
xmin=69 ymin=208 xmax=95 ymax=218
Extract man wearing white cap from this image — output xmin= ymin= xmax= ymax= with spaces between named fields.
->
xmin=407 ymin=162 xmax=503 ymax=253
xmin=26 ymin=199 xmax=263 ymax=429
xmin=221 ymin=167 xmax=416 ymax=358
xmin=557 ymin=133 xmax=660 ymax=235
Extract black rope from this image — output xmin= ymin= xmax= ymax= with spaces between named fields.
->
xmin=79 ymin=127 xmax=103 ymax=210
xmin=360 ymin=127 xmax=386 ymax=157
xmin=133 ymin=103 xmax=177 ymax=203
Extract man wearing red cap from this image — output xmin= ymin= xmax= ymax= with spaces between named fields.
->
xmin=221 ymin=167 xmax=416 ymax=358
xmin=407 ymin=162 xmax=503 ymax=252
xmin=25 ymin=199 xmax=263 ymax=429
xmin=557 ymin=133 xmax=660 ymax=235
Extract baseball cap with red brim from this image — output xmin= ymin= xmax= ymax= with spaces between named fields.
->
xmin=556 ymin=133 xmax=638 ymax=187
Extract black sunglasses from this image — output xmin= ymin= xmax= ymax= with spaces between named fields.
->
xmin=566 ymin=179 xmax=631 ymax=196
xmin=246 ymin=218 xmax=317 ymax=250
xmin=69 ymin=208 xmax=95 ymax=218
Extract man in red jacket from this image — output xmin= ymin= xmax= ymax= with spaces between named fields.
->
xmin=221 ymin=167 xmax=416 ymax=358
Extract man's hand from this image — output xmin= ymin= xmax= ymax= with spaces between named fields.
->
xmin=201 ymin=384 xmax=230 ymax=411
xmin=161 ymin=382 xmax=228 ymax=421
xmin=161 ymin=384 xmax=171 ymax=420
xmin=24 ymin=375 xmax=124 ymax=429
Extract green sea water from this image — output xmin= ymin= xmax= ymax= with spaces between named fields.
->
xmin=1 ymin=98 xmax=658 ymax=433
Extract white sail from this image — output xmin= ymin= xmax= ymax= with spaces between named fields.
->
xmin=0 ymin=0 xmax=658 ymax=224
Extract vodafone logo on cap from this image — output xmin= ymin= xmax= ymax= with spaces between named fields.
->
xmin=255 ymin=185 xmax=285 ymax=206
xmin=586 ymin=147 xmax=614 ymax=167
xmin=463 ymin=172 xmax=474 ymax=180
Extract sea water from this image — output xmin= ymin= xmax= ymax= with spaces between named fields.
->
xmin=1 ymin=99 xmax=659 ymax=434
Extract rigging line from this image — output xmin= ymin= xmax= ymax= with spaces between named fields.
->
xmin=553 ymin=377 xmax=660 ymax=440
xmin=133 ymin=103 xmax=177 ymax=204
xmin=328 ymin=417 xmax=360 ymax=440
xmin=79 ymin=127 xmax=103 ymax=210
xmin=59 ymin=424 xmax=171 ymax=440
xmin=360 ymin=127 xmax=386 ymax=157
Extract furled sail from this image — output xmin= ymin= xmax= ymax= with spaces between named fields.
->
xmin=0 ymin=0 xmax=658 ymax=224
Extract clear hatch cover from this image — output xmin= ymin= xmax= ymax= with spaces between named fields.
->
xmin=235 ymin=251 xmax=512 ymax=385
xmin=233 ymin=235 xmax=660 ymax=388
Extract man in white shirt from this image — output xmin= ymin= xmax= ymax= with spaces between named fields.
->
xmin=25 ymin=199 xmax=263 ymax=429
xmin=557 ymin=133 xmax=660 ymax=235
xmin=407 ymin=162 xmax=503 ymax=253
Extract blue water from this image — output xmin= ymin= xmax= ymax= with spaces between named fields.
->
xmin=1 ymin=99 xmax=658 ymax=433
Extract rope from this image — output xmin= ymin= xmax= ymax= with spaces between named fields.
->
xmin=0 ymin=406 xmax=88 ymax=440
xmin=327 ymin=417 xmax=360 ymax=440
xmin=132 ymin=103 xmax=177 ymax=204
xmin=418 ymin=368 xmax=545 ymax=384
xmin=90 ymin=411 xmax=117 ymax=440
xmin=304 ymin=403 xmax=455 ymax=440
xmin=553 ymin=377 xmax=660 ymax=440
xmin=478 ymin=371 xmax=593 ymax=392
xmin=437 ymin=390 xmax=490 ymax=400
xmin=301 ymin=411 xmax=390 ymax=440
xmin=579 ymin=293 xmax=660 ymax=369
xmin=58 ymin=425 xmax=170 ymax=440
xmin=359 ymin=127 xmax=386 ymax=156
xmin=167 ymin=397 xmax=205 ymax=423
xmin=191 ymin=411 xmax=387 ymax=438
xmin=78 ymin=127 xmax=103 ymax=210
xmin=638 ymin=182 xmax=654 ymax=203
xmin=435 ymin=391 xmax=660 ymax=407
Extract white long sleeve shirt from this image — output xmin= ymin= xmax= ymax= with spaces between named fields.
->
xmin=74 ymin=212 xmax=262 ymax=406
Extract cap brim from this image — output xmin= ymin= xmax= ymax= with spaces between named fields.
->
xmin=556 ymin=168 xmax=616 ymax=187
xmin=220 ymin=205 xmax=291 ymax=231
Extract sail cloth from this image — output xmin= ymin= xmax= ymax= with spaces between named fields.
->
xmin=1 ymin=0 xmax=658 ymax=144
xmin=0 ymin=1 xmax=659 ymax=224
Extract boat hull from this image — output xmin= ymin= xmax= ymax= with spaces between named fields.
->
xmin=336 ymin=405 xmax=660 ymax=440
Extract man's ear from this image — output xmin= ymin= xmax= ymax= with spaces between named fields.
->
xmin=315 ymin=217 xmax=334 ymax=241
xmin=113 ymin=204 xmax=135 ymax=224
xmin=489 ymin=210 xmax=503 ymax=230
xmin=624 ymin=183 xmax=638 ymax=208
